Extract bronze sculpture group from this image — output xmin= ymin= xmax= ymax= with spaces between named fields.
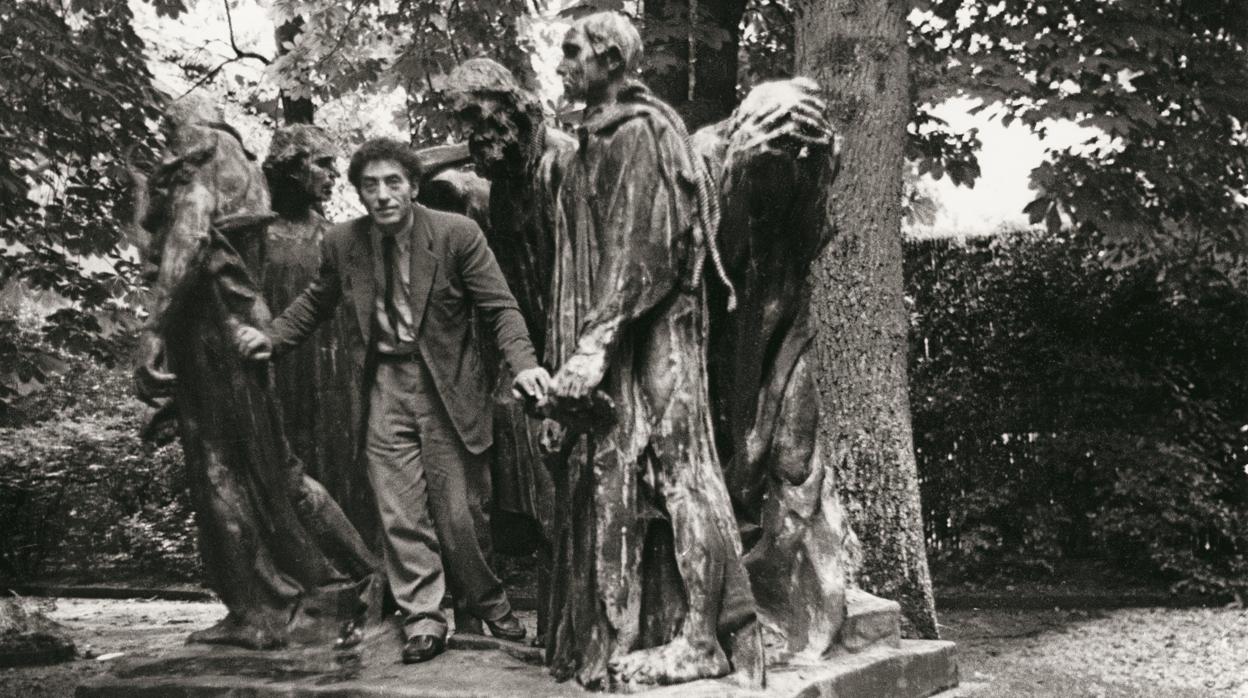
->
xmin=131 ymin=10 xmax=883 ymax=692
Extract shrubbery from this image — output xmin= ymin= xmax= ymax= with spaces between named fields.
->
xmin=0 ymin=339 xmax=198 ymax=584
xmin=908 ymin=230 xmax=1248 ymax=597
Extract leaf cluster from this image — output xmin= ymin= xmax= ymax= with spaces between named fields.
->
xmin=913 ymin=0 xmax=1248 ymax=281
xmin=0 ymin=1 xmax=163 ymax=403
xmin=267 ymin=0 xmax=532 ymax=143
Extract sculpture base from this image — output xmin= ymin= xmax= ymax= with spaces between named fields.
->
xmin=75 ymin=617 xmax=956 ymax=697
xmin=1 ymin=599 xmax=76 ymax=669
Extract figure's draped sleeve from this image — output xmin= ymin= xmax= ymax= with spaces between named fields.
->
xmin=573 ymin=116 xmax=695 ymax=362
xmin=535 ymin=145 xmax=565 ymax=333
xmin=537 ymin=143 xmax=567 ymax=260
xmin=269 ymin=236 xmax=343 ymax=357
xmin=207 ymin=237 xmax=273 ymax=337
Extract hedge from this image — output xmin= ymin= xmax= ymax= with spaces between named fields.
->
xmin=908 ymin=230 xmax=1248 ymax=596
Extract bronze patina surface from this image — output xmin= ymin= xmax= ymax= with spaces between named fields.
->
xmin=133 ymin=107 xmax=379 ymax=650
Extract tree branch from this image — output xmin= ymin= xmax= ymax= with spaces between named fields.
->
xmin=177 ymin=57 xmax=243 ymax=98
xmin=176 ymin=2 xmax=272 ymax=98
xmin=224 ymin=0 xmax=271 ymax=65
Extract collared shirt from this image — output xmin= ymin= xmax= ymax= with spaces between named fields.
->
xmin=370 ymin=216 xmax=419 ymax=355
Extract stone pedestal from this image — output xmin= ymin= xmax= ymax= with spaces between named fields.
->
xmin=0 ymin=598 xmax=75 ymax=668
xmin=77 ymin=599 xmax=957 ymax=697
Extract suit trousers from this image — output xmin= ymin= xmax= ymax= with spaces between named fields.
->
xmin=366 ymin=355 xmax=511 ymax=640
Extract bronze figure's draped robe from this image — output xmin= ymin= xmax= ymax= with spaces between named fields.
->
xmin=262 ymin=212 xmax=376 ymax=544
xmin=695 ymin=78 xmax=860 ymax=662
xmin=476 ymin=127 xmax=574 ymax=555
xmin=134 ymin=117 xmax=378 ymax=650
xmin=544 ymin=84 xmax=758 ymax=689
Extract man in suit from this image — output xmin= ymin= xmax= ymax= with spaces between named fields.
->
xmin=235 ymin=138 xmax=550 ymax=664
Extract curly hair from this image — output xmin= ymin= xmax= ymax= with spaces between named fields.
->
xmin=347 ymin=138 xmax=424 ymax=189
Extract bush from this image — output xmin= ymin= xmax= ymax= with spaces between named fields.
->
xmin=908 ymin=230 xmax=1248 ymax=596
xmin=0 ymin=353 xmax=198 ymax=584
xmin=0 ymin=315 xmax=141 ymax=429
xmin=1099 ymin=441 xmax=1248 ymax=597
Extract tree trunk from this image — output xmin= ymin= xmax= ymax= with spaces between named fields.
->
xmin=275 ymin=17 xmax=315 ymax=125
xmin=794 ymin=0 xmax=938 ymax=638
xmin=642 ymin=0 xmax=746 ymax=129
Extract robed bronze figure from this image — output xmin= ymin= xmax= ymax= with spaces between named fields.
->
xmin=133 ymin=104 xmax=378 ymax=650
xmin=261 ymin=125 xmax=376 ymax=543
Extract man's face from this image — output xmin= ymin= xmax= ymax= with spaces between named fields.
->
xmin=557 ymin=27 xmax=611 ymax=102
xmin=452 ymin=94 xmax=524 ymax=178
xmin=300 ymin=151 xmax=338 ymax=203
xmin=357 ymin=159 xmax=415 ymax=229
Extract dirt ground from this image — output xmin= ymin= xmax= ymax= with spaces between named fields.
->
xmin=0 ymin=598 xmax=1244 ymax=697
xmin=942 ymin=605 xmax=1247 ymax=697
xmin=0 ymin=597 xmax=222 ymax=697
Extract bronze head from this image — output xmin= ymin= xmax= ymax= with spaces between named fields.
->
xmin=446 ymin=57 xmax=544 ymax=180
xmin=262 ymin=124 xmax=338 ymax=217
xmin=557 ymin=12 xmax=642 ymax=103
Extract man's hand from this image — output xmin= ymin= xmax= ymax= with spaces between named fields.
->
xmin=552 ymin=351 xmax=606 ymax=400
xmin=512 ymin=366 xmax=553 ymax=403
xmin=233 ymin=325 xmax=273 ymax=361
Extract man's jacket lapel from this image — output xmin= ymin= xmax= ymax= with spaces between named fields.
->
xmin=408 ymin=206 xmax=438 ymax=339
xmin=343 ymin=217 xmax=375 ymax=345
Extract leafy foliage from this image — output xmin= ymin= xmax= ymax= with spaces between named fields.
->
xmin=641 ymin=1 xmax=735 ymax=74
xmin=739 ymin=0 xmax=793 ymax=87
xmin=908 ymin=232 xmax=1248 ymax=595
xmin=0 ymin=354 xmax=196 ymax=583
xmin=912 ymin=0 xmax=1248 ymax=282
xmin=0 ymin=0 xmax=164 ymax=406
xmin=267 ymin=0 xmax=534 ymax=142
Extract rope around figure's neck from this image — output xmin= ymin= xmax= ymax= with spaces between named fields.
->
xmin=621 ymin=81 xmax=737 ymax=312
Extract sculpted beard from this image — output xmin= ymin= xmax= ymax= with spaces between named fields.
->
xmin=468 ymin=111 xmax=526 ymax=179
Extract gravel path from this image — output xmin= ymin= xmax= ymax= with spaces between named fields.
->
xmin=0 ymin=598 xmax=1244 ymax=696
xmin=943 ymin=606 xmax=1248 ymax=697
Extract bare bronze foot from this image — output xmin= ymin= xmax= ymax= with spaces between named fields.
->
xmin=607 ymin=636 xmax=731 ymax=688
xmin=188 ymin=615 xmax=283 ymax=650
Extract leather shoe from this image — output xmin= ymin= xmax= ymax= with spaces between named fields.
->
xmin=401 ymin=634 xmax=445 ymax=664
xmin=484 ymin=611 xmax=526 ymax=642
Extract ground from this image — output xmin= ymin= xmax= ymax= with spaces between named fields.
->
xmin=942 ymin=605 xmax=1247 ymax=697
xmin=0 ymin=598 xmax=1243 ymax=697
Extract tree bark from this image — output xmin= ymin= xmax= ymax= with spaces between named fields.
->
xmin=794 ymin=0 xmax=938 ymax=638
xmin=276 ymin=17 xmax=315 ymax=125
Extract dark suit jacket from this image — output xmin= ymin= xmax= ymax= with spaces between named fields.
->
xmin=269 ymin=205 xmax=538 ymax=454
